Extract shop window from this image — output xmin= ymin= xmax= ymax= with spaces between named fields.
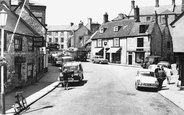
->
xmin=135 ymin=52 xmax=144 ymax=63
xmin=14 ymin=36 xmax=22 ymax=51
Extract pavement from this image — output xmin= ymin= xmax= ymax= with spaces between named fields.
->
xmin=1 ymin=62 xmax=184 ymax=114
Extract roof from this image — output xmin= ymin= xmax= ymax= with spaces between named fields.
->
xmin=92 ymin=19 xmax=135 ymax=39
xmin=92 ymin=19 xmax=155 ymax=39
xmin=11 ymin=0 xmax=46 ymax=6
xmin=0 ymin=4 xmax=39 ymax=36
xmin=129 ymin=5 xmax=181 ymax=16
xmin=47 ymin=25 xmax=79 ymax=31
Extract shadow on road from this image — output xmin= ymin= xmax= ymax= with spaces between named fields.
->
xmin=70 ymin=80 xmax=88 ymax=87
xmin=23 ymin=105 xmax=54 ymax=114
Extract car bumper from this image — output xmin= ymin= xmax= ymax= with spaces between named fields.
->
xmin=137 ymin=83 xmax=158 ymax=88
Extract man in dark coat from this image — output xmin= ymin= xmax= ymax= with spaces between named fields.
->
xmin=62 ymin=69 xmax=73 ymax=90
xmin=155 ymin=65 xmax=166 ymax=90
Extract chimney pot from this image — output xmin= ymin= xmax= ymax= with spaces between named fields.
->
xmin=131 ymin=0 xmax=135 ymax=9
xmin=103 ymin=12 xmax=109 ymax=23
xmin=155 ymin=0 xmax=159 ymax=7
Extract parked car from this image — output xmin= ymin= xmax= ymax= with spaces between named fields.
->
xmin=92 ymin=55 xmax=108 ymax=64
xmin=58 ymin=62 xmax=84 ymax=86
xmin=56 ymin=56 xmax=74 ymax=67
xmin=141 ymin=55 xmax=161 ymax=69
xmin=135 ymin=69 xmax=159 ymax=90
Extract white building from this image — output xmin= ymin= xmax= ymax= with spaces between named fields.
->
xmin=47 ymin=24 xmax=78 ymax=51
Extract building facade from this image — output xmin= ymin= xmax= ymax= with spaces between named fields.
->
xmin=47 ymin=24 xmax=78 ymax=51
xmin=0 ymin=0 xmax=47 ymax=93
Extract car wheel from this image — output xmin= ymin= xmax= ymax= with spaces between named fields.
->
xmin=99 ymin=61 xmax=102 ymax=64
xmin=135 ymin=82 xmax=139 ymax=90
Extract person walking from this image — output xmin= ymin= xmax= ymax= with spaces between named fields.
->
xmin=163 ymin=67 xmax=173 ymax=84
xmin=62 ymin=69 xmax=73 ymax=90
xmin=155 ymin=65 xmax=167 ymax=90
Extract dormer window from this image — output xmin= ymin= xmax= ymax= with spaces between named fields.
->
xmin=114 ymin=26 xmax=121 ymax=32
xmin=99 ymin=27 xmax=104 ymax=33
xmin=139 ymin=25 xmax=149 ymax=33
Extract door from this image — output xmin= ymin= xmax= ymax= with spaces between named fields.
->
xmin=15 ymin=64 xmax=22 ymax=86
xmin=128 ymin=55 xmax=132 ymax=65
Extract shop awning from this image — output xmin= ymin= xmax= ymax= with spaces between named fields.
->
xmin=93 ymin=48 xmax=103 ymax=53
xmin=107 ymin=47 xmax=121 ymax=53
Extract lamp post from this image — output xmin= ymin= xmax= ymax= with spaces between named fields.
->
xmin=0 ymin=9 xmax=8 ymax=114
xmin=103 ymin=41 xmax=107 ymax=59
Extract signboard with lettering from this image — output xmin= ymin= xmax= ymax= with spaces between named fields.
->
xmin=33 ymin=37 xmax=44 ymax=47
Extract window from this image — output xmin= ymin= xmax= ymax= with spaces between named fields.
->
xmin=137 ymin=38 xmax=144 ymax=47
xmin=167 ymin=41 xmax=171 ymax=49
xmin=139 ymin=25 xmax=149 ymax=33
xmin=113 ymin=38 xmax=120 ymax=47
xmin=49 ymin=38 xmax=52 ymax=42
xmin=28 ymin=38 xmax=34 ymax=51
xmin=61 ymin=44 xmax=64 ymax=48
xmin=99 ymin=27 xmax=103 ymax=33
xmin=114 ymin=26 xmax=119 ymax=32
xmin=55 ymin=32 xmax=58 ymax=36
xmin=14 ymin=36 xmax=22 ymax=51
xmin=97 ymin=39 xmax=102 ymax=47
xmin=27 ymin=64 xmax=33 ymax=80
xmin=48 ymin=32 xmax=52 ymax=36
xmin=146 ymin=17 xmax=151 ymax=21
xmin=135 ymin=52 xmax=144 ymax=63
xmin=60 ymin=37 xmax=64 ymax=43
xmin=55 ymin=38 xmax=58 ymax=43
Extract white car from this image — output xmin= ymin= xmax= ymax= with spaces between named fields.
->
xmin=135 ymin=69 xmax=159 ymax=90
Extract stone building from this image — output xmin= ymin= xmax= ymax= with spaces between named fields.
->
xmin=0 ymin=0 xmax=47 ymax=93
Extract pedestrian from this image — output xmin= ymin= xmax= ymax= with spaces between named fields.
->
xmin=163 ymin=67 xmax=173 ymax=84
xmin=62 ymin=69 xmax=73 ymax=90
xmin=154 ymin=65 xmax=167 ymax=90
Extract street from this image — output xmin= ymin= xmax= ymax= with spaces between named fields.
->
xmin=22 ymin=62 xmax=184 ymax=115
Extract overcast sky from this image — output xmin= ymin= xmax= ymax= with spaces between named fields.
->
xmin=35 ymin=0 xmax=182 ymax=26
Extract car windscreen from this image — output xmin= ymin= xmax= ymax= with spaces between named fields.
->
xmin=63 ymin=66 xmax=78 ymax=71
xmin=139 ymin=71 xmax=154 ymax=77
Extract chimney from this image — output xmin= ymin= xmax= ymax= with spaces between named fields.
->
xmin=78 ymin=21 xmax=83 ymax=28
xmin=155 ymin=0 xmax=159 ymax=7
xmin=87 ymin=18 xmax=92 ymax=31
xmin=103 ymin=12 xmax=108 ymax=23
xmin=131 ymin=0 xmax=135 ymax=9
xmin=172 ymin=0 xmax=175 ymax=5
xmin=182 ymin=0 xmax=184 ymax=12
xmin=165 ymin=15 xmax=168 ymax=26
xmin=134 ymin=6 xmax=140 ymax=22
xmin=0 ymin=0 xmax=11 ymax=8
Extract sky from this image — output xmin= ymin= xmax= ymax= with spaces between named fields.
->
xmin=35 ymin=0 xmax=182 ymax=26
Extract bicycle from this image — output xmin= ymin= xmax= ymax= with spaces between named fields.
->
xmin=12 ymin=91 xmax=28 ymax=113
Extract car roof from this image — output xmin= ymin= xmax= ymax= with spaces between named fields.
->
xmin=63 ymin=62 xmax=81 ymax=67
xmin=62 ymin=56 xmax=73 ymax=59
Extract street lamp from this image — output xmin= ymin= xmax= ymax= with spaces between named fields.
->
xmin=0 ymin=8 xmax=8 ymax=114
xmin=103 ymin=41 xmax=107 ymax=59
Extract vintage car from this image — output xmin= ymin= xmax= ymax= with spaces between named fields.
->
xmin=92 ymin=55 xmax=108 ymax=64
xmin=135 ymin=69 xmax=159 ymax=90
xmin=56 ymin=56 xmax=74 ymax=67
xmin=58 ymin=62 xmax=84 ymax=86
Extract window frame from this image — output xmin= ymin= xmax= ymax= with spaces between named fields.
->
xmin=137 ymin=38 xmax=144 ymax=47
xmin=14 ymin=36 xmax=23 ymax=52
xmin=113 ymin=38 xmax=120 ymax=47
xmin=28 ymin=37 xmax=34 ymax=51
xmin=97 ymin=39 xmax=102 ymax=47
